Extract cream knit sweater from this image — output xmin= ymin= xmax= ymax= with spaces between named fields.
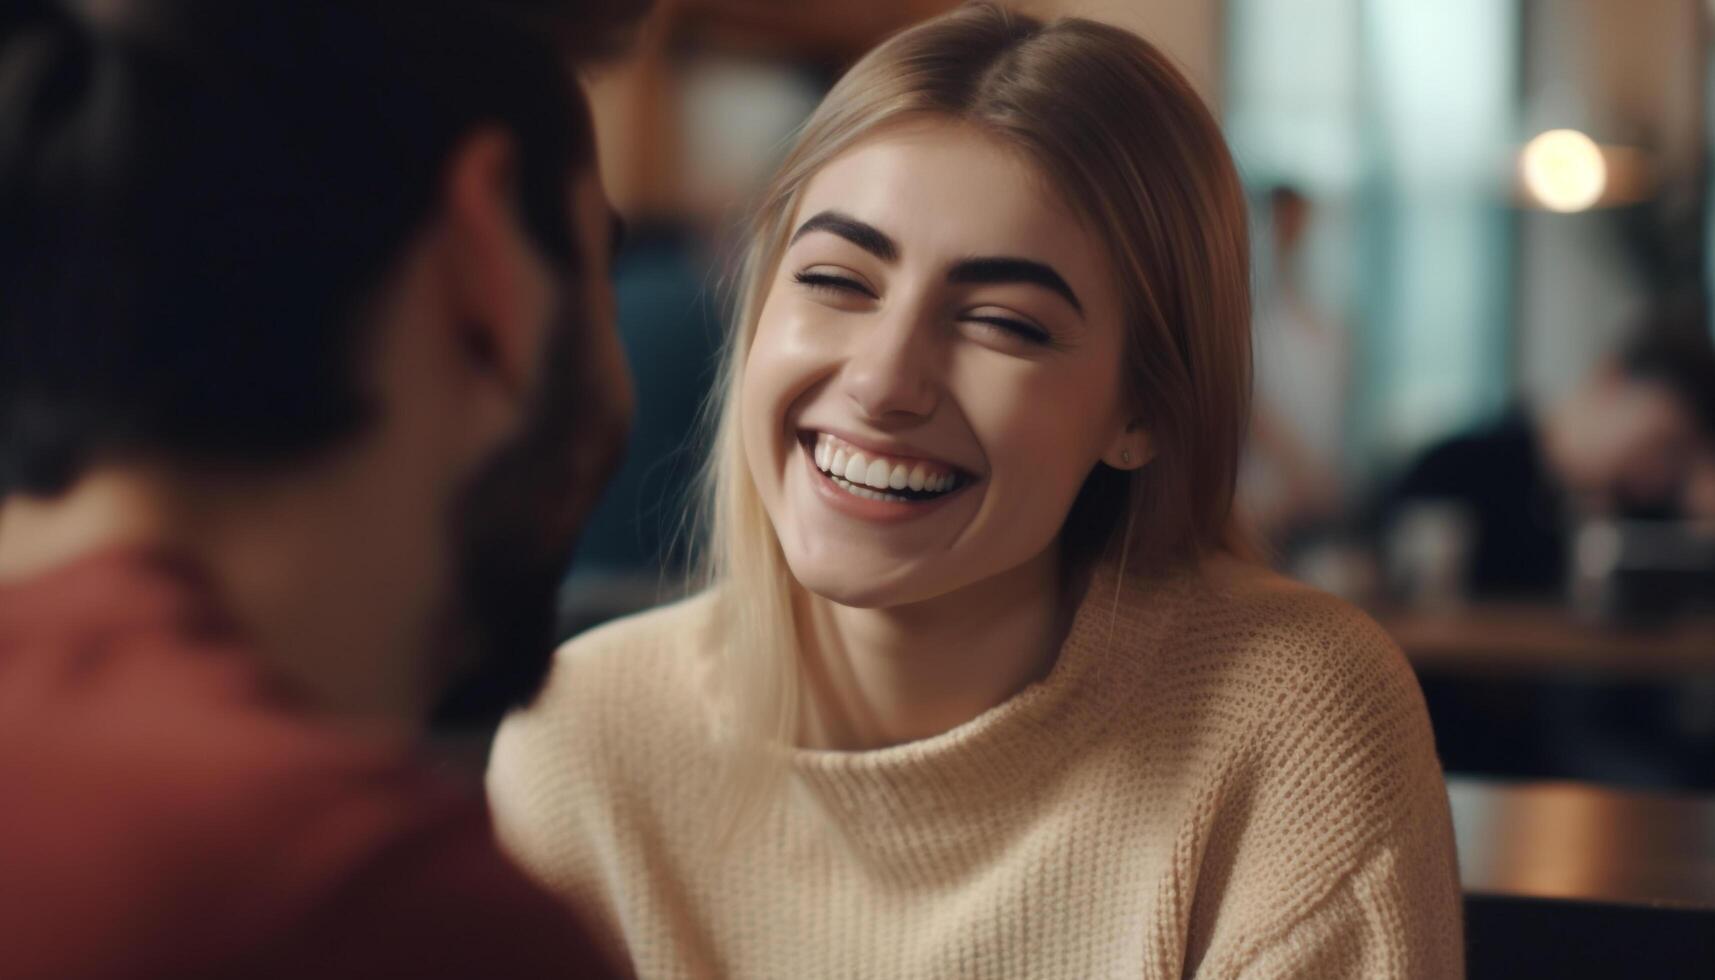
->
xmin=489 ymin=558 xmax=1464 ymax=978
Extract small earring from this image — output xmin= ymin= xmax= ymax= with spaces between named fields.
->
xmin=1121 ymin=449 xmax=1133 ymax=465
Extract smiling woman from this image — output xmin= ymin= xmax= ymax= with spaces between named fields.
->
xmin=744 ymin=121 xmax=1137 ymax=619
xmin=489 ymin=4 xmax=1463 ymax=978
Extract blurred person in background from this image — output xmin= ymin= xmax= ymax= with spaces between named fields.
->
xmin=1372 ymin=311 xmax=1715 ymax=791
xmin=491 ymin=5 xmax=1462 ymax=977
xmin=1240 ymin=184 xmax=1350 ymax=554
xmin=0 ymin=0 xmax=643 ymax=976
xmin=1371 ymin=310 xmax=1715 ymax=601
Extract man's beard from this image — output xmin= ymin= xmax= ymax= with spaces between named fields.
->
xmin=429 ymin=302 xmax=625 ymax=731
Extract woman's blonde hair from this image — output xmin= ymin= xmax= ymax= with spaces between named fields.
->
xmin=693 ymin=2 xmax=1252 ymax=812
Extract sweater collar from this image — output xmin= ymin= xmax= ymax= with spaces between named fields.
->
xmin=785 ymin=559 xmax=1195 ymax=865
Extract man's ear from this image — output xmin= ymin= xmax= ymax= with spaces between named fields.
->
xmin=1102 ymin=419 xmax=1155 ymax=470
xmin=441 ymin=128 xmax=553 ymax=403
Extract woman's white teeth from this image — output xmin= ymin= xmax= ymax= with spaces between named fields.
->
xmin=812 ymin=433 xmax=959 ymax=496
xmin=830 ymin=475 xmax=910 ymax=502
xmin=863 ymin=458 xmax=890 ymax=488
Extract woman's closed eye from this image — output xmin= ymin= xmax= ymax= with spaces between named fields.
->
xmin=961 ymin=310 xmax=1053 ymax=347
xmin=793 ymin=267 xmax=877 ymax=301
xmin=793 ymin=266 xmax=1057 ymax=350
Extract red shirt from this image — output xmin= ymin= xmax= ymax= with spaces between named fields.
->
xmin=0 ymin=549 xmax=622 ymax=979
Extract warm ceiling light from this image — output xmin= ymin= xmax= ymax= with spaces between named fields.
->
xmin=1520 ymin=129 xmax=1607 ymax=212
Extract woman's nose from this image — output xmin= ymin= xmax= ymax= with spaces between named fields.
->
xmin=839 ymin=310 xmax=940 ymax=423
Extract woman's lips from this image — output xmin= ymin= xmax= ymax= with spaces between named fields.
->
xmin=806 ymin=431 xmax=967 ymax=496
xmin=800 ymin=435 xmax=973 ymax=523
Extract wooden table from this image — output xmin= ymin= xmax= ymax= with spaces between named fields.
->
xmin=1450 ymin=778 xmax=1715 ymax=977
xmin=1449 ymin=777 xmax=1715 ymax=909
xmin=1384 ymin=606 xmax=1715 ymax=678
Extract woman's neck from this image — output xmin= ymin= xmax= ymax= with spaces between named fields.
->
xmin=796 ymin=548 xmax=1077 ymax=751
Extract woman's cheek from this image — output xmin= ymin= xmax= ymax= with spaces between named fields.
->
xmin=759 ymin=305 xmax=850 ymax=399
xmin=972 ymin=372 xmax=1110 ymax=511
xmin=740 ymin=308 xmax=841 ymax=480
xmin=768 ymin=303 xmax=848 ymax=372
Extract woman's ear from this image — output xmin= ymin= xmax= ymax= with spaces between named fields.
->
xmin=1102 ymin=419 xmax=1155 ymax=470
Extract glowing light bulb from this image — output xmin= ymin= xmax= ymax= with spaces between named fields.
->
xmin=1521 ymin=129 xmax=1607 ymax=212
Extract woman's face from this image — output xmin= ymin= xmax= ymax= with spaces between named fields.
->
xmin=741 ymin=122 xmax=1136 ymax=608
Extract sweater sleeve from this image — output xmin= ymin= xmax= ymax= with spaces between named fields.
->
xmin=1222 ymin=843 xmax=1461 ymax=979
xmin=1188 ymin=592 xmax=1465 ymax=979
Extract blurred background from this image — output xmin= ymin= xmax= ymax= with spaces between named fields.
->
xmin=565 ymin=3 xmax=1715 ymax=968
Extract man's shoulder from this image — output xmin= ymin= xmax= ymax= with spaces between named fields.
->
xmin=244 ymin=785 xmax=621 ymax=978
xmin=0 ymin=550 xmax=620 ymax=978
xmin=3 ymin=673 xmax=618 ymax=978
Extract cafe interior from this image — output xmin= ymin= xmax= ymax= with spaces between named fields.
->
xmin=562 ymin=0 xmax=1715 ymax=975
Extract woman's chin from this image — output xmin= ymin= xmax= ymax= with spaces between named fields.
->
xmin=784 ymin=556 xmax=946 ymax=611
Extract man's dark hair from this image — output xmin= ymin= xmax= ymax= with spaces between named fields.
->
xmin=502 ymin=0 xmax=656 ymax=63
xmin=1617 ymin=308 xmax=1715 ymax=441
xmin=0 ymin=0 xmax=593 ymax=496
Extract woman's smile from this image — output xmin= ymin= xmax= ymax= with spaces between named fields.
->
xmin=797 ymin=430 xmax=977 ymax=524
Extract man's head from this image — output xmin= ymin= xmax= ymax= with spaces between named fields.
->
xmin=0 ymin=0 xmax=633 ymax=724
xmin=1548 ymin=314 xmax=1715 ymax=515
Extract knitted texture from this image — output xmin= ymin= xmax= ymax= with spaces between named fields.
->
xmin=489 ymin=557 xmax=1464 ymax=978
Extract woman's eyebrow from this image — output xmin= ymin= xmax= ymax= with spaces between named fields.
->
xmin=947 ymin=256 xmax=1084 ymax=316
xmin=788 ymin=210 xmax=899 ymax=263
